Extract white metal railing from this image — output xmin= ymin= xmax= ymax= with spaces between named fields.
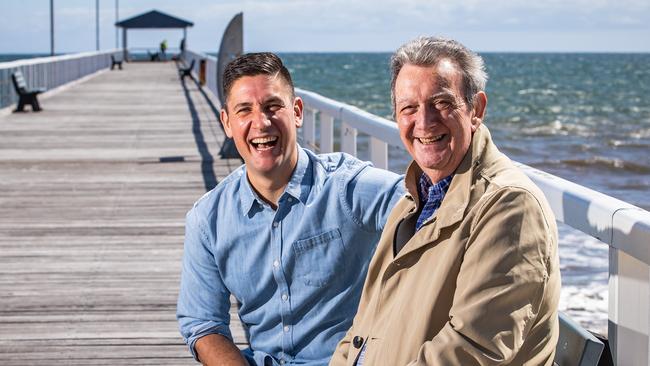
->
xmin=296 ymin=87 xmax=650 ymax=365
xmin=183 ymin=50 xmax=219 ymax=98
xmin=0 ymin=50 xmax=121 ymax=109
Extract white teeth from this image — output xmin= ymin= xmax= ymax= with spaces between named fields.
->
xmin=251 ymin=136 xmax=278 ymax=144
xmin=418 ymin=135 xmax=445 ymax=144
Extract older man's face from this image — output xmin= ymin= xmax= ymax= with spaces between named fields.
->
xmin=394 ymin=60 xmax=486 ymax=182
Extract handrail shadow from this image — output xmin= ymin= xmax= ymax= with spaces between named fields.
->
xmin=180 ymin=76 xmax=218 ymax=192
xmin=185 ymin=71 xmax=241 ymax=160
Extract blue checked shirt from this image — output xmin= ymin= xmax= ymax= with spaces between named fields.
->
xmin=415 ymin=173 xmax=453 ymax=231
xmin=177 ymin=147 xmax=404 ymax=366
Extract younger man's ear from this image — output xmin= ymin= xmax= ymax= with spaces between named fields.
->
xmin=293 ymin=97 xmax=304 ymax=128
xmin=220 ymin=109 xmax=233 ymax=138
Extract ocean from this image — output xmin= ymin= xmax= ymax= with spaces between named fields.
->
xmin=0 ymin=54 xmax=55 ymax=62
xmin=4 ymin=52 xmax=650 ymax=334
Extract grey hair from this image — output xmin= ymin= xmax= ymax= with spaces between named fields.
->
xmin=390 ymin=36 xmax=488 ymax=110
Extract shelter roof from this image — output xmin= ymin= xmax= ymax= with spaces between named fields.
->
xmin=115 ymin=10 xmax=193 ymax=29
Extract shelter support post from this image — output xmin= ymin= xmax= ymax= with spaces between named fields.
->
xmin=183 ymin=28 xmax=187 ymax=59
xmin=122 ymin=29 xmax=128 ymax=61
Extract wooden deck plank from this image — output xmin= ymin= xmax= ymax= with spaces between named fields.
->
xmin=0 ymin=62 xmax=245 ymax=364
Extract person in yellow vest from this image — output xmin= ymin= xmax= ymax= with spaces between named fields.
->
xmin=330 ymin=36 xmax=561 ymax=366
xmin=160 ymin=39 xmax=168 ymax=59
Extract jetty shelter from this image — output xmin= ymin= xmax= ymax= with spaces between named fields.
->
xmin=115 ymin=10 xmax=193 ymax=60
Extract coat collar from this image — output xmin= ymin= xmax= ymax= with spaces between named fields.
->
xmin=395 ymin=124 xmax=497 ymax=259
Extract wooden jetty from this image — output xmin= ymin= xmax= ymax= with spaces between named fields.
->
xmin=0 ymin=62 xmax=245 ymax=365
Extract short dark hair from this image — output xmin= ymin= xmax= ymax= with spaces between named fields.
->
xmin=222 ymin=52 xmax=295 ymax=105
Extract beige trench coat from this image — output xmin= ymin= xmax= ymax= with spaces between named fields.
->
xmin=330 ymin=125 xmax=560 ymax=366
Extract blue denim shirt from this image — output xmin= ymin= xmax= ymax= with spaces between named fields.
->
xmin=177 ymin=147 xmax=404 ymax=365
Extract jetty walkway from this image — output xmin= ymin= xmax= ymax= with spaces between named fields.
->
xmin=0 ymin=62 xmax=245 ymax=365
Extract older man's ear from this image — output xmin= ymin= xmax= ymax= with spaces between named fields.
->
xmin=471 ymin=91 xmax=488 ymax=131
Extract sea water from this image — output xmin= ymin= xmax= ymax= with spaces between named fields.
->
xmin=281 ymin=52 xmax=650 ymax=335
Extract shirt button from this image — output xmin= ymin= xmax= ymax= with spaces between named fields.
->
xmin=272 ymin=221 xmax=279 ymax=228
xmin=273 ymin=260 xmax=279 ymax=268
xmin=280 ymin=360 xmax=285 ymax=365
xmin=283 ymin=325 xmax=290 ymax=332
xmin=281 ymin=293 xmax=288 ymax=301
xmin=287 ymin=197 xmax=293 ymax=202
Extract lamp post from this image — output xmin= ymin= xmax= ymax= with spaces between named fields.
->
xmin=96 ymin=0 xmax=100 ymax=51
xmin=115 ymin=0 xmax=119 ymax=48
xmin=50 ymin=0 xmax=54 ymax=56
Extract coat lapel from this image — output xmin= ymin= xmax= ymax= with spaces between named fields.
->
xmin=392 ymin=126 xmax=493 ymax=261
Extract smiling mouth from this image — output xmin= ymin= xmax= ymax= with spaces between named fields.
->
xmin=417 ymin=134 xmax=446 ymax=144
xmin=250 ymin=136 xmax=279 ymax=150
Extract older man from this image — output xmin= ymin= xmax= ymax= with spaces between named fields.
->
xmin=176 ymin=53 xmax=404 ymax=366
xmin=331 ymin=37 xmax=561 ymax=365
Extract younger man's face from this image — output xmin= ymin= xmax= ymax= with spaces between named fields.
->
xmin=221 ymin=74 xmax=303 ymax=183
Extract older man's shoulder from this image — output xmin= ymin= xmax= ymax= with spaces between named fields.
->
xmin=480 ymin=152 xmax=555 ymax=219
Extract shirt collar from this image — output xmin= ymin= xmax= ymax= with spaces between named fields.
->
xmin=239 ymin=145 xmax=311 ymax=215
xmin=284 ymin=146 xmax=310 ymax=203
xmin=418 ymin=173 xmax=453 ymax=207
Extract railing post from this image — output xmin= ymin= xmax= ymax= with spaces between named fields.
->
xmin=369 ymin=137 xmax=388 ymax=170
xmin=320 ymin=113 xmax=334 ymax=153
xmin=303 ymin=108 xmax=316 ymax=151
xmin=341 ymin=122 xmax=357 ymax=156
xmin=608 ymin=239 xmax=650 ymax=365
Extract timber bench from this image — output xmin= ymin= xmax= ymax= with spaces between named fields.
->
xmin=11 ymin=70 xmax=46 ymax=112
xmin=178 ymin=59 xmax=195 ymax=80
xmin=148 ymin=50 xmax=160 ymax=62
xmin=554 ymin=312 xmax=609 ymax=366
xmin=110 ymin=55 xmax=123 ymax=70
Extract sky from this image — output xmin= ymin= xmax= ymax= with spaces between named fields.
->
xmin=1 ymin=0 xmax=649 ymax=54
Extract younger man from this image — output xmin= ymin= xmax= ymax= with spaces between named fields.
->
xmin=177 ymin=53 xmax=404 ymax=365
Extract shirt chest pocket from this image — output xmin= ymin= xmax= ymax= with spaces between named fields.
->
xmin=292 ymin=228 xmax=345 ymax=287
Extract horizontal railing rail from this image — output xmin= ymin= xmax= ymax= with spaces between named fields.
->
xmin=0 ymin=49 xmax=121 ymax=109
xmin=295 ymin=87 xmax=650 ymax=365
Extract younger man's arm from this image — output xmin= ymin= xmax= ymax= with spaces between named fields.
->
xmin=344 ymin=165 xmax=405 ymax=232
xmin=177 ymin=208 xmax=241 ymax=363
xmin=195 ymin=334 xmax=248 ymax=366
